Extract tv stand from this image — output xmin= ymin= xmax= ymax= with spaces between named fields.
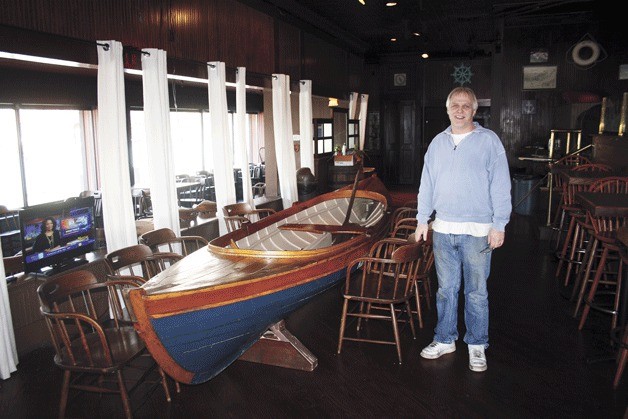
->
xmin=38 ymin=258 xmax=89 ymax=277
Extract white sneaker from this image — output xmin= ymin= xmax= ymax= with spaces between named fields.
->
xmin=420 ymin=341 xmax=456 ymax=359
xmin=468 ymin=345 xmax=487 ymax=372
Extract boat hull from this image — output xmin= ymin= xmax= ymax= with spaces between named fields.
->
xmin=147 ymin=267 xmax=344 ymax=384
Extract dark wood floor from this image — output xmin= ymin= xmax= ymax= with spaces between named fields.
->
xmin=2 ymin=198 xmax=627 ymax=418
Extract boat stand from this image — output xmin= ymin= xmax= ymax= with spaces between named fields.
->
xmin=238 ymin=320 xmax=318 ymax=371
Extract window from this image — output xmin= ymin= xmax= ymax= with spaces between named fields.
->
xmin=313 ymin=118 xmax=333 ymax=155
xmin=130 ymin=109 xmax=263 ymax=187
xmin=1 ymin=107 xmax=92 ymax=208
xmin=130 ymin=110 xmax=205 ymax=186
xmin=0 ymin=109 xmax=23 ymax=209
xmin=348 ymin=119 xmax=359 ymax=150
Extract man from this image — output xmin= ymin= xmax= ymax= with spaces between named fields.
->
xmin=415 ymin=86 xmax=511 ymax=372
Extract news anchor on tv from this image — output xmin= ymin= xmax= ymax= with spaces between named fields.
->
xmin=32 ymin=217 xmax=62 ymax=252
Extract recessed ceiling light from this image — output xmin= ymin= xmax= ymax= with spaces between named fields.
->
xmin=390 ymin=38 xmax=397 ymax=42
xmin=421 ymin=53 xmax=429 ymax=59
xmin=412 ymin=32 xmax=421 ymax=37
xmin=386 ymin=2 xmax=397 ymax=6
xmin=358 ymin=0 xmax=365 ymax=5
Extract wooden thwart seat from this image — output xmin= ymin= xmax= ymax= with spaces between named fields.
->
xmin=278 ymin=223 xmax=368 ymax=235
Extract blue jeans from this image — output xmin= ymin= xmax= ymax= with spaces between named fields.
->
xmin=432 ymin=232 xmax=491 ymax=348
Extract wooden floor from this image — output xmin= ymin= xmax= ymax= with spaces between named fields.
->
xmin=2 ymin=194 xmax=627 ymax=418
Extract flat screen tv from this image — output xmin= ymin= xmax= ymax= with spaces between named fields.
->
xmin=19 ymin=196 xmax=96 ymax=275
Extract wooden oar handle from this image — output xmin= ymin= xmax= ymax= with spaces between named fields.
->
xmin=278 ymin=223 xmax=368 ymax=235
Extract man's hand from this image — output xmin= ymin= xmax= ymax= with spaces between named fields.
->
xmin=415 ymin=224 xmax=429 ymax=242
xmin=488 ymin=228 xmax=505 ymax=249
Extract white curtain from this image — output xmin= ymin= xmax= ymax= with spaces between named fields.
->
xmin=299 ymin=80 xmax=315 ymax=175
xmin=348 ymin=91 xmax=359 ymax=120
xmin=208 ymin=62 xmax=236 ymax=235
xmin=0 ymin=247 xmax=18 ymax=380
xmin=272 ymin=74 xmax=298 ymax=208
xmin=141 ymin=48 xmax=181 ymax=236
xmin=235 ymin=67 xmax=253 ymax=208
xmin=358 ymin=93 xmax=369 ymax=151
xmin=97 ymin=40 xmax=137 ymax=251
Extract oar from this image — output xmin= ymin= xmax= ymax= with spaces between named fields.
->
xmin=342 ymin=162 xmax=363 ymax=226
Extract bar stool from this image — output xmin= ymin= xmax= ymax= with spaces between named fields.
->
xmin=548 ymin=155 xmax=590 ymax=251
xmin=555 ymin=164 xmax=611 ymax=286
xmin=612 ymin=246 xmax=627 ymax=389
xmin=575 ymin=177 xmax=628 ymax=330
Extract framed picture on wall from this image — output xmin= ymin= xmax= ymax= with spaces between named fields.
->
xmin=529 ymin=50 xmax=548 ymax=63
xmin=523 ymin=66 xmax=557 ymax=90
xmin=393 ymin=73 xmax=407 ymax=87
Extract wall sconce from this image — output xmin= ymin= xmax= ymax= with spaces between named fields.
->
xmin=328 ymin=97 xmax=339 ymax=107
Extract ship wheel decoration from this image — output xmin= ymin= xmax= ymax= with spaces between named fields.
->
xmin=451 ymin=63 xmax=473 ymax=86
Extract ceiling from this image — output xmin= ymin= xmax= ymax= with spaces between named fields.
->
xmin=255 ymin=0 xmax=606 ymax=59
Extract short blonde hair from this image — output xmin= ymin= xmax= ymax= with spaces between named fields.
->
xmin=446 ymin=87 xmax=478 ymax=111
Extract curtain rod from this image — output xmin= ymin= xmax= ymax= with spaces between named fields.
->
xmin=97 ymin=42 xmax=150 ymax=56
xmin=1 ymin=23 xmax=146 ymax=56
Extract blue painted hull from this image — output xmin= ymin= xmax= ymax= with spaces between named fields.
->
xmin=150 ymin=268 xmax=345 ymax=384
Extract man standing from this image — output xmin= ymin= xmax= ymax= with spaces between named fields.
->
xmin=415 ymin=87 xmax=511 ymax=372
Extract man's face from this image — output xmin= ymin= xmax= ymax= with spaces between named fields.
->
xmin=447 ymin=93 xmax=476 ymax=133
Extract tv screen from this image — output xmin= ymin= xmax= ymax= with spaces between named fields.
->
xmin=19 ymin=196 xmax=96 ymax=275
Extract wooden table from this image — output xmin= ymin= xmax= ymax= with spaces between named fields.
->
xmin=552 ymin=166 xmax=617 ymax=186
xmin=574 ymin=192 xmax=628 ymax=218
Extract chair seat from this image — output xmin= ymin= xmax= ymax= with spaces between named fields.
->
xmin=56 ymin=327 xmax=145 ymax=372
xmin=346 ymin=273 xmax=413 ymax=304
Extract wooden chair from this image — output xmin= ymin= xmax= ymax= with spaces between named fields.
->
xmin=138 ymin=227 xmax=176 ymax=246
xmin=37 ymin=270 xmax=173 ymax=418
xmin=3 ymin=254 xmax=23 ymax=278
xmin=179 ymin=181 xmax=206 ymax=208
xmin=222 ymin=203 xmax=276 ymax=233
xmin=175 ymin=174 xmax=191 ymax=183
xmin=252 ymin=182 xmax=266 ymax=197
xmin=414 ymin=230 xmax=434 ymax=314
xmin=390 ymin=223 xmax=417 ymax=240
xmin=105 ymin=244 xmax=183 ymax=280
xmin=178 ymin=207 xmax=198 ymax=229
xmin=389 ymin=206 xmax=417 ymax=233
xmin=337 ymin=238 xmax=423 ymax=363
xmin=193 ymin=200 xmax=217 ymax=219
xmin=139 ymin=227 xmax=209 ymax=257
xmin=0 ymin=205 xmax=21 ymax=256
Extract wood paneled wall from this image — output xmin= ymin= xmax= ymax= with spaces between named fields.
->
xmin=369 ymin=21 xmax=627 ymax=171
xmin=0 ymin=0 xmax=364 ymax=99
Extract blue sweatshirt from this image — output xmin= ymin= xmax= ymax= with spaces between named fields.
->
xmin=416 ymin=122 xmax=512 ymax=232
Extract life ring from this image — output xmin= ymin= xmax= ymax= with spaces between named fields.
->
xmin=572 ymin=40 xmax=600 ymax=66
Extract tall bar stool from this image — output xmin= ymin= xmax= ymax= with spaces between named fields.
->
xmin=548 ymin=155 xmax=591 ymax=251
xmin=555 ymin=164 xmax=611 ymax=286
xmin=574 ymin=177 xmax=628 ymax=330
xmin=612 ymin=241 xmax=627 ymax=389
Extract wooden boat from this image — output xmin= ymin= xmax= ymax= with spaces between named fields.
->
xmin=128 ymin=176 xmax=391 ymax=385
